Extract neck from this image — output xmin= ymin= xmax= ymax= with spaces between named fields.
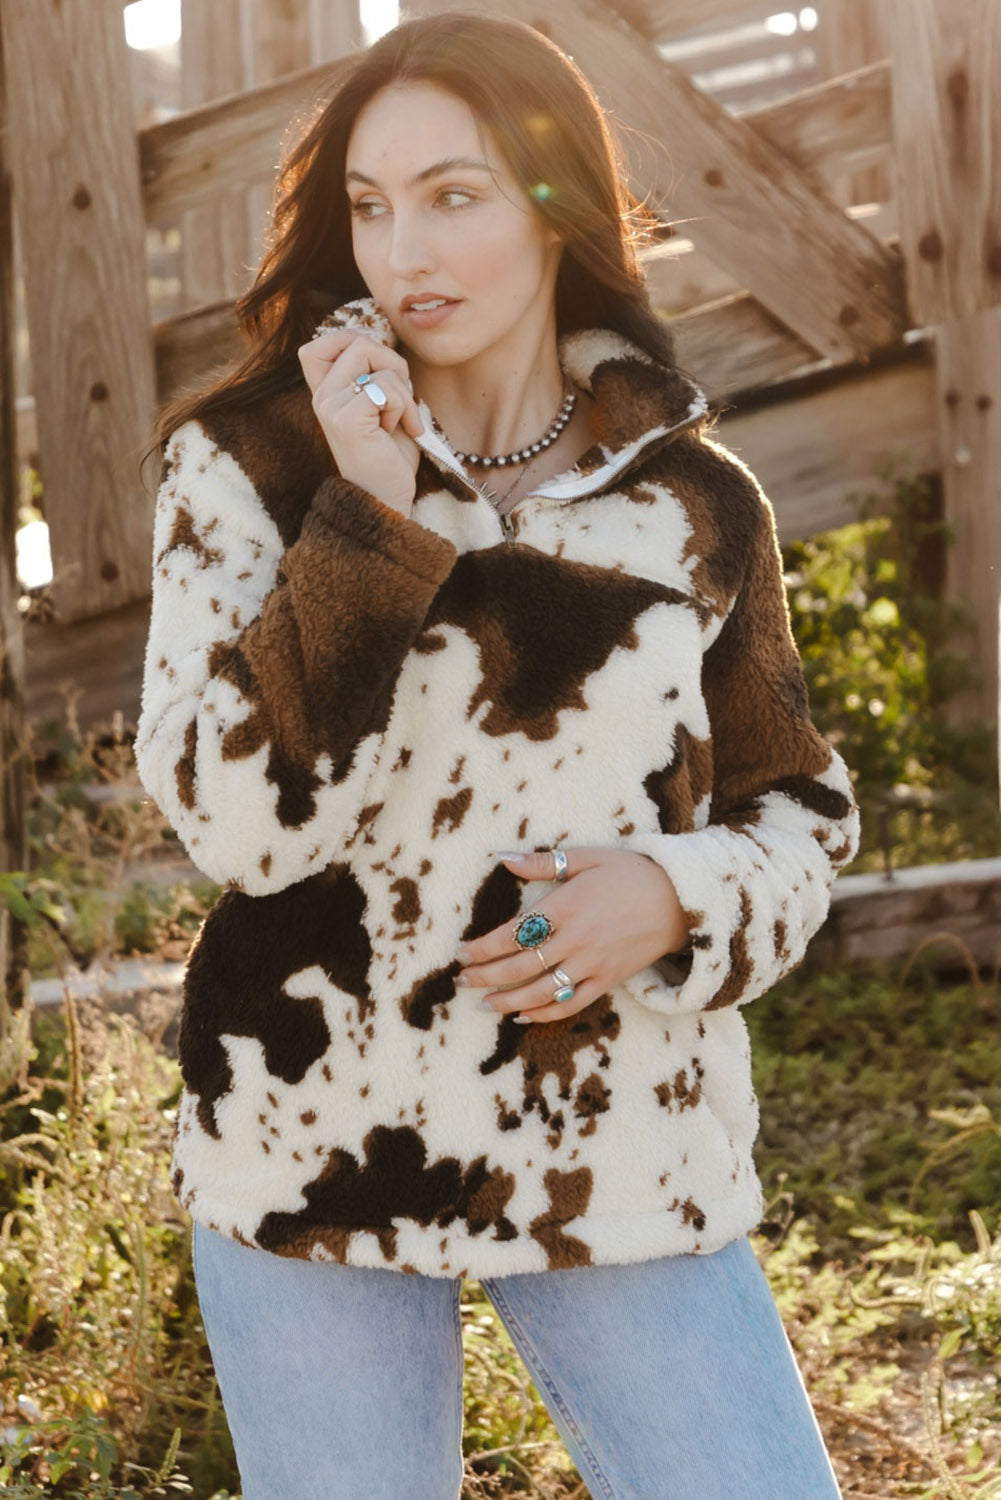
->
xmin=405 ymin=322 xmax=566 ymax=462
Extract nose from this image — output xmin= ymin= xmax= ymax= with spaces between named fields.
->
xmin=386 ymin=205 xmax=435 ymax=279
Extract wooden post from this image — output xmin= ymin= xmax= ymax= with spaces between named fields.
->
xmin=888 ymin=0 xmax=1001 ymax=733
xmin=250 ymin=0 xmax=362 ymax=78
xmin=309 ymin=0 xmax=363 ymax=60
xmin=1 ymin=0 xmax=156 ymax=625
xmin=821 ymin=0 xmax=889 ymax=205
xmin=180 ymin=0 xmax=256 ymax=309
xmin=0 ymin=20 xmax=30 ymax=1091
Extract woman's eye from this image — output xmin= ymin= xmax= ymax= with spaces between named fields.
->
xmin=349 ymin=200 xmax=385 ymax=219
xmin=437 ymin=188 xmax=475 ymax=208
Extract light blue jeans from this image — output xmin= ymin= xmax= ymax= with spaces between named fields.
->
xmin=192 ymin=1221 xmax=843 ymax=1500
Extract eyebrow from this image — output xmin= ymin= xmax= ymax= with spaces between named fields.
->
xmin=345 ymin=156 xmax=495 ymax=189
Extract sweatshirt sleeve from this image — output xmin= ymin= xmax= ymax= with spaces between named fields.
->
xmin=134 ymin=418 xmax=456 ymax=895
xmin=623 ymin=447 xmax=860 ymax=1017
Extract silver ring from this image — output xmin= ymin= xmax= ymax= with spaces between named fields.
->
xmin=552 ymin=848 xmax=568 ymax=883
xmin=534 ymin=948 xmax=550 ymax=972
xmin=353 ymin=372 xmax=387 ymax=408
xmin=551 ymin=968 xmax=574 ymax=1004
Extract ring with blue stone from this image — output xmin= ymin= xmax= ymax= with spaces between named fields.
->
xmin=551 ymin=968 xmax=575 ymax=1004
xmin=512 ymin=911 xmax=555 ymax=949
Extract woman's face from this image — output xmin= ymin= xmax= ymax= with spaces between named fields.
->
xmin=345 ymin=81 xmax=562 ymax=372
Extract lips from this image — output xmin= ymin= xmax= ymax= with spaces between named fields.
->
xmin=400 ymin=294 xmax=460 ymax=313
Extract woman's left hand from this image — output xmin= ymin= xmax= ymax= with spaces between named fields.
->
xmin=454 ymin=847 xmax=690 ymax=1024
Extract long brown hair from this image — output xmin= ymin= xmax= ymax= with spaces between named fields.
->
xmin=145 ymin=12 xmax=677 ymax=476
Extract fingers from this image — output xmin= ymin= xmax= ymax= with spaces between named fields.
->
xmin=499 ymin=847 xmax=579 ymax=884
xmin=463 ymin=965 xmax=600 ymax=1025
xmin=313 ymin=365 xmax=415 ymax=442
xmin=298 ymin=330 xmax=419 ymax=424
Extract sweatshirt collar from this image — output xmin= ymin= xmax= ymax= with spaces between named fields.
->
xmin=313 ymin=297 xmax=707 ymax=499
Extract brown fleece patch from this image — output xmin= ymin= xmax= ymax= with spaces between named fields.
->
xmin=431 ymin=786 xmax=473 ymax=838
xmin=586 ymin=356 xmax=701 ymax=455
xmin=642 ymin=726 xmax=714 ymax=833
xmin=399 ymin=961 xmax=462 ymax=1031
xmin=254 ymin=1123 xmax=519 ymax=1261
xmin=701 ymin=479 xmax=838 ymax=824
xmin=179 ymin=863 xmax=372 ymax=1137
xmin=678 ymin=1196 xmax=707 ymax=1231
xmin=399 ymin=861 xmax=527 ymax=1032
xmin=175 ymin=717 xmax=198 ymax=810
xmin=480 ymin=994 xmax=621 ymax=1139
xmin=424 ymin=548 xmax=691 ymax=742
xmin=771 ymin=774 xmax=852 ymax=822
xmin=389 ymin=876 xmax=421 ymax=926
xmin=653 ymin=1059 xmax=705 ymax=1112
xmin=573 ymin=1072 xmax=612 ymax=1136
xmin=648 ymin=434 xmax=761 ymax=614
xmin=159 ymin=502 xmax=225 ymax=571
xmin=529 ymin=1166 xmax=594 ymax=1269
xmin=200 ymin=386 xmax=334 ymax=548
xmin=199 ymin=484 xmax=453 ymax=829
xmin=773 ymin=919 xmax=789 ymax=960
xmin=705 ymin=887 xmax=754 ymax=1010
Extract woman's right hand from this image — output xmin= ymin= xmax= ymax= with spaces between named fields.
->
xmin=298 ymin=327 xmax=424 ymax=516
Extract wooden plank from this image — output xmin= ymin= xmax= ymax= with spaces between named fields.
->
xmin=610 ymin=0 xmax=779 ymax=44
xmin=714 ymin=349 xmax=938 ymax=542
xmin=179 ymin=0 xmax=255 ymax=312
xmin=22 ymin=597 xmax=152 ymax=748
xmin=888 ymin=0 xmax=1001 ymax=324
xmin=750 ymin=64 xmax=892 ymax=191
xmin=140 ymin=55 xmax=349 ymax=221
xmin=1 ymin=0 xmax=156 ymax=623
xmin=0 ymin=15 xmax=31 ymax=1066
xmin=410 ymin=0 xmax=907 ymax=364
xmin=645 ymin=203 xmax=898 ymax=318
xmin=670 ymin=293 xmax=817 ymax=400
xmin=936 ymin=306 xmax=1001 ymax=726
xmin=153 ymin=300 xmax=243 ymax=403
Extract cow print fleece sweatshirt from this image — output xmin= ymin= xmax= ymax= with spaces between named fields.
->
xmin=135 ymin=297 xmax=859 ymax=1278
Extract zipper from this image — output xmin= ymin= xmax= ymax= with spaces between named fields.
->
xmin=413 ymin=399 xmax=707 ymax=542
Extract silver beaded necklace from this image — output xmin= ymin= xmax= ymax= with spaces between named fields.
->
xmin=431 ymin=378 xmax=578 ymax=512
xmin=452 ymin=381 xmax=577 ymax=469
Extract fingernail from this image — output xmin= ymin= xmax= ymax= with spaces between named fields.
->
xmin=496 ymin=850 xmax=526 ymax=861
xmin=512 ymin=1015 xmax=534 ymax=1024
xmin=479 ymin=998 xmax=496 ymax=1011
xmin=456 ymin=946 xmax=471 ymax=964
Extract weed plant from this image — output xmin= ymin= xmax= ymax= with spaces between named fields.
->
xmin=783 ymin=458 xmax=1001 ymax=870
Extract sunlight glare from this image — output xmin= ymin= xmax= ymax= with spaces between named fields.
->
xmin=124 ymin=0 xmax=181 ymax=50
xmin=361 ymin=0 xmax=399 ymax=42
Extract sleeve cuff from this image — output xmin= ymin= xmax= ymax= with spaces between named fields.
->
xmin=306 ymin=476 xmax=457 ymax=586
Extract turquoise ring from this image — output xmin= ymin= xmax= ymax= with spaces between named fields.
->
xmin=353 ymin=371 xmax=387 ymax=408
xmin=513 ymin=911 xmax=555 ymax=949
xmin=552 ymin=968 xmax=575 ymax=1004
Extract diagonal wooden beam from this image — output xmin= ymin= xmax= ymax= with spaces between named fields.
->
xmin=403 ymin=0 xmax=907 ymax=363
xmin=750 ymin=61 xmax=891 ymax=190
xmin=139 ymin=56 xmax=354 ymax=223
xmin=607 ymin=0 xmax=779 ymax=43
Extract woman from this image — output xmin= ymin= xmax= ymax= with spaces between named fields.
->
xmin=135 ymin=12 xmax=858 ymax=1499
